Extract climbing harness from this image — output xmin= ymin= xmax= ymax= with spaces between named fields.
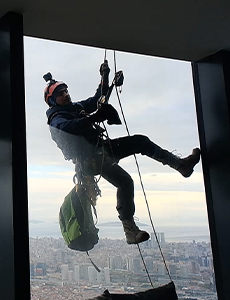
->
xmin=74 ymin=164 xmax=101 ymax=212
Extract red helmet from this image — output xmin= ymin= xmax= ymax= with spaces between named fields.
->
xmin=43 ymin=73 xmax=68 ymax=106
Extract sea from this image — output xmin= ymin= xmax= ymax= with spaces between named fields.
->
xmin=29 ymin=221 xmax=211 ymax=243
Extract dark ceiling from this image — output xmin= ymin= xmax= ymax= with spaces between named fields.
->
xmin=1 ymin=0 xmax=230 ymax=61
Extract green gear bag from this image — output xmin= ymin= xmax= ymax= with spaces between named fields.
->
xmin=59 ymin=185 xmax=99 ymax=251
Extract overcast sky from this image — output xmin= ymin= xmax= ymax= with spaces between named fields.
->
xmin=24 ymin=37 xmax=208 ymax=239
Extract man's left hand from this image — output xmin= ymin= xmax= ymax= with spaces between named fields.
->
xmin=100 ymin=60 xmax=110 ymax=76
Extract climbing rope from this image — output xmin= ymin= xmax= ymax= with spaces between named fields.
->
xmin=137 ymin=243 xmax=154 ymax=287
xmin=112 ymin=50 xmax=173 ymax=283
xmin=104 ymin=49 xmax=107 ymax=62
xmin=98 ymin=50 xmax=172 ymax=284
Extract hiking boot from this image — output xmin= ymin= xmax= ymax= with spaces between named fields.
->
xmin=176 ymin=148 xmax=201 ymax=177
xmin=150 ymin=146 xmax=201 ymax=178
xmin=121 ymin=218 xmax=150 ymax=244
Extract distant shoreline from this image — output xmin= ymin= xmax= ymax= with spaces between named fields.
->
xmin=29 ymin=222 xmax=210 ymax=243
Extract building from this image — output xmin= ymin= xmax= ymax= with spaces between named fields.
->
xmin=60 ymin=264 xmax=69 ymax=282
xmin=109 ymin=255 xmax=123 ymax=270
xmin=97 ymin=269 xmax=103 ymax=285
xmin=79 ymin=264 xmax=90 ymax=281
xmin=68 ymin=270 xmax=74 ymax=283
xmin=150 ymin=232 xmax=166 ymax=247
xmin=88 ymin=266 xmax=98 ymax=284
xmin=73 ymin=264 xmax=80 ymax=284
xmin=35 ymin=263 xmax=47 ymax=276
xmin=144 ymin=256 xmax=154 ymax=273
xmin=1 ymin=2 xmax=230 ymax=299
xmin=104 ymin=267 xmax=111 ymax=285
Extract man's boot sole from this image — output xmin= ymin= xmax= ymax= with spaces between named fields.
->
xmin=179 ymin=148 xmax=201 ymax=178
xmin=126 ymin=231 xmax=150 ymax=244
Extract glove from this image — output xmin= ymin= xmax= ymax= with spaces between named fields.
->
xmin=96 ymin=104 xmax=121 ymax=125
xmin=106 ymin=104 xmax=122 ymax=125
xmin=90 ymin=105 xmax=109 ymax=123
xmin=89 ymin=104 xmax=121 ymax=125
xmin=99 ymin=60 xmax=110 ymax=76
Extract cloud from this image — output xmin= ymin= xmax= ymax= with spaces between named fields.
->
xmin=27 ymin=170 xmax=207 ymax=228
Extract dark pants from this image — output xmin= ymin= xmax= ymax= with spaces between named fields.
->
xmin=99 ymin=134 xmax=160 ymax=220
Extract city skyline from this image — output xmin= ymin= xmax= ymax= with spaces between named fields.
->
xmin=29 ymin=236 xmax=217 ymax=300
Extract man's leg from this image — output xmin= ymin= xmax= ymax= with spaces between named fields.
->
xmin=101 ymin=162 xmax=135 ymax=220
xmin=107 ymin=135 xmax=200 ymax=177
xmin=101 ymin=162 xmax=149 ymax=244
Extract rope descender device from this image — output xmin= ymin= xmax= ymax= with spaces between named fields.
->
xmin=113 ymin=70 xmax=124 ymax=87
xmin=99 ymin=65 xmax=124 ymax=106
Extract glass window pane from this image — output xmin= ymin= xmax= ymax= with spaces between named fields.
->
xmin=24 ymin=37 xmax=217 ymax=300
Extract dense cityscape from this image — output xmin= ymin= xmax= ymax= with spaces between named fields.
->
xmin=30 ymin=233 xmax=217 ymax=300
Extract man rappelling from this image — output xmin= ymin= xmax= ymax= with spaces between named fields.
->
xmin=44 ymin=61 xmax=200 ymax=245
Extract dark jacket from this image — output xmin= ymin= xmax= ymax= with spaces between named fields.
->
xmin=46 ymin=83 xmax=108 ymax=160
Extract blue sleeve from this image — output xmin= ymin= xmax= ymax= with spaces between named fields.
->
xmin=77 ymin=83 xmax=109 ymax=114
xmin=50 ymin=113 xmax=92 ymax=135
